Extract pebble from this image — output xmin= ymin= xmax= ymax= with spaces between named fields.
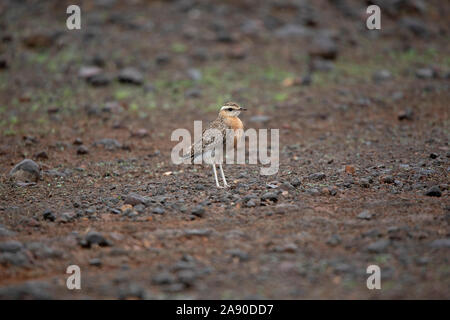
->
xmin=0 ymin=240 xmax=23 ymax=253
xmin=429 ymin=238 xmax=450 ymax=249
xmin=76 ymin=145 xmax=89 ymax=155
xmin=118 ymin=67 xmax=144 ymax=85
xmin=191 ymin=205 xmax=205 ymax=217
xmin=367 ymin=239 xmax=390 ymax=253
xmin=357 ymin=210 xmax=373 ymax=220
xmin=309 ymin=172 xmax=326 ymax=180
xmin=424 ymin=185 xmax=441 ymax=197
xmin=42 ymin=209 xmax=56 ymax=222
xmin=80 ymin=231 xmax=112 ymax=248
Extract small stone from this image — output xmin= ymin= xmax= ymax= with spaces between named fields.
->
xmin=76 ymin=145 xmax=89 ymax=155
xmin=81 ymin=231 xmax=111 ymax=248
xmin=424 ymin=185 xmax=441 ymax=197
xmin=73 ymin=138 xmax=83 ymax=145
xmin=249 ymin=115 xmax=271 ymax=123
xmin=191 ymin=205 xmax=205 ymax=217
xmin=398 ymin=108 xmax=414 ymax=121
xmin=0 ymin=241 xmax=23 ymax=253
xmin=152 ymin=207 xmax=165 ymax=215
xmin=42 ymin=209 xmax=56 ymax=222
xmin=34 ymin=151 xmax=48 ymax=160
xmin=118 ymin=67 xmax=144 ymax=85
xmin=124 ymin=193 xmax=148 ymax=206
xmin=309 ymin=172 xmax=326 ymax=181
xmin=226 ymin=249 xmax=249 ymax=262
xmin=290 ymin=177 xmax=301 ymax=187
xmin=415 ymin=68 xmax=435 ymax=79
xmin=326 ymin=234 xmax=341 ymax=246
xmin=261 ymin=192 xmax=278 ymax=202
xmin=185 ymin=88 xmax=202 ymax=98
xmin=429 ymin=238 xmax=450 ymax=248
xmin=357 ymin=210 xmax=373 ymax=220
xmin=89 ymin=258 xmax=102 ymax=266
xmin=381 ymin=175 xmax=394 ymax=184
xmin=367 ymin=239 xmax=390 ymax=253
xmin=152 ymin=272 xmax=176 ymax=285
xmin=372 ymin=69 xmax=392 ymax=82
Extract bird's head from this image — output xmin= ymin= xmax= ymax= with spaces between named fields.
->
xmin=219 ymin=102 xmax=247 ymax=117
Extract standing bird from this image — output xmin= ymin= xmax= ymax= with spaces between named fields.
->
xmin=185 ymin=102 xmax=246 ymax=188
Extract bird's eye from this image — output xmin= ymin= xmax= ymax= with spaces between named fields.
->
xmin=227 ymin=108 xmax=233 ymax=111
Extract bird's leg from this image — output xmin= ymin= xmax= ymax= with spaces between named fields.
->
xmin=212 ymin=164 xmax=222 ymax=188
xmin=219 ymin=163 xmax=229 ymax=188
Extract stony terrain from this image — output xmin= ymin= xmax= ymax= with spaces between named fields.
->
xmin=0 ymin=0 xmax=448 ymax=299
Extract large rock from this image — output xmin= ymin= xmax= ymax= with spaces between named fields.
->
xmin=9 ymin=159 xmax=41 ymax=184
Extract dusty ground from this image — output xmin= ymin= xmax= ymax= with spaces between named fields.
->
xmin=0 ymin=0 xmax=449 ymax=299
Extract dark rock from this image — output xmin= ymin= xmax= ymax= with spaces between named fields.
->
xmin=226 ymin=249 xmax=249 ymax=262
xmin=43 ymin=209 xmax=56 ymax=222
xmin=0 ymin=252 xmax=29 ymax=267
xmin=81 ymin=231 xmax=112 ymax=248
xmin=152 ymin=207 xmax=165 ymax=215
xmin=308 ymin=34 xmax=338 ymax=60
xmin=0 ymin=225 xmax=15 ymax=237
xmin=152 ymin=272 xmax=176 ymax=285
xmin=415 ymin=68 xmax=436 ymax=79
xmin=87 ymin=74 xmax=111 ymax=86
xmin=367 ymin=239 xmax=390 ymax=253
xmin=0 ymin=281 xmax=52 ymax=299
xmin=93 ymin=138 xmax=122 ymax=150
xmin=429 ymin=238 xmax=450 ymax=248
xmin=261 ymin=192 xmax=278 ymax=202
xmin=9 ymin=159 xmax=41 ymax=183
xmin=76 ymin=145 xmax=89 ymax=155
xmin=89 ymin=258 xmax=102 ymax=266
xmin=124 ymin=193 xmax=148 ymax=206
xmin=185 ymin=88 xmax=202 ymax=98
xmin=424 ymin=185 xmax=441 ymax=197
xmin=0 ymin=240 xmax=23 ymax=253
xmin=372 ymin=69 xmax=392 ymax=82
xmin=118 ymin=67 xmax=144 ymax=85
xmin=274 ymin=24 xmax=309 ymax=39
xmin=429 ymin=153 xmax=438 ymax=159
xmin=155 ymin=54 xmax=170 ymax=65
xmin=309 ymin=172 xmax=326 ymax=180
xmin=34 ymin=151 xmax=48 ymax=160
xmin=290 ymin=177 xmax=301 ymax=187
xmin=381 ymin=175 xmax=394 ymax=184
xmin=191 ymin=205 xmax=205 ymax=217
xmin=26 ymin=242 xmax=62 ymax=259
xmin=400 ymin=17 xmax=430 ymax=37
xmin=326 ymin=234 xmax=341 ymax=246
xmin=398 ymin=108 xmax=414 ymax=121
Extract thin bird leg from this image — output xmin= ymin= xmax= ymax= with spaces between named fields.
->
xmin=212 ymin=164 xmax=222 ymax=188
xmin=219 ymin=163 xmax=229 ymax=188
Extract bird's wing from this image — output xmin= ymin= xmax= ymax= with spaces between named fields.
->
xmin=184 ymin=118 xmax=227 ymax=160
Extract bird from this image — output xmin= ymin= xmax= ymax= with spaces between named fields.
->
xmin=184 ymin=102 xmax=246 ymax=188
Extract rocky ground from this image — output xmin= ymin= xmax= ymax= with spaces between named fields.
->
xmin=0 ymin=0 xmax=449 ymax=299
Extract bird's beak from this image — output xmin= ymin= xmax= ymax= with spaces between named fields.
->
xmin=240 ymin=107 xmax=247 ymax=111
